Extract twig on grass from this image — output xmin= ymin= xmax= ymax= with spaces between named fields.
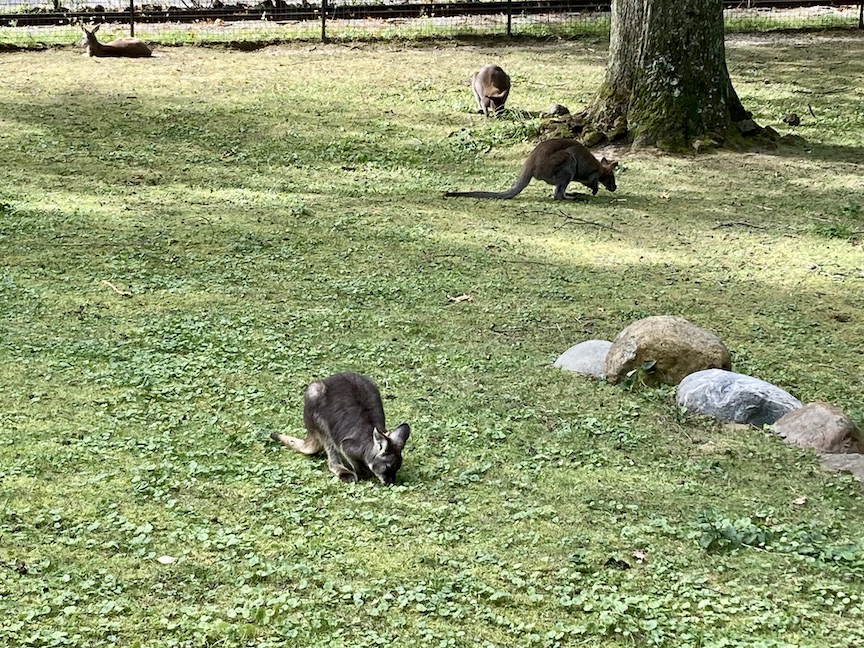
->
xmin=426 ymin=252 xmax=559 ymax=267
xmin=554 ymin=211 xmax=621 ymax=233
xmin=712 ymin=221 xmax=768 ymax=230
xmin=48 ymin=237 xmax=158 ymax=248
xmin=101 ymin=280 xmax=132 ymax=298
xmin=498 ymin=258 xmax=560 ymax=266
xmin=446 ymin=293 xmax=474 ymax=305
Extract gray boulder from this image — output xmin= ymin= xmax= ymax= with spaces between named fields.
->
xmin=677 ymin=369 xmax=801 ymax=426
xmin=773 ymin=402 xmax=864 ymax=454
xmin=553 ymin=340 xmax=612 ymax=379
xmin=605 ymin=315 xmax=731 ymax=386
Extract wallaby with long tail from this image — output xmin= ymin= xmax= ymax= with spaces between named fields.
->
xmin=270 ymin=372 xmax=411 ymax=485
xmin=82 ymin=24 xmax=152 ymax=58
xmin=445 ymin=138 xmax=618 ymax=201
xmin=472 ymin=64 xmax=511 ymax=116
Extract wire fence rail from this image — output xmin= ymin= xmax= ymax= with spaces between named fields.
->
xmin=0 ymin=0 xmax=862 ymax=45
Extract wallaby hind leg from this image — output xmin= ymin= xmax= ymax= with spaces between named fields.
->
xmin=553 ymin=177 xmax=571 ymax=201
xmin=325 ymin=449 xmax=359 ymax=482
xmin=270 ymin=432 xmax=323 ymax=455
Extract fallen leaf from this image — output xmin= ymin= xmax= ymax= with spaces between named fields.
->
xmin=156 ymin=555 xmax=176 ymax=565
xmin=792 ymin=496 xmax=807 ymax=506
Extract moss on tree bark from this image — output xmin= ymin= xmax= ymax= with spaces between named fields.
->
xmin=582 ymin=0 xmax=751 ymax=151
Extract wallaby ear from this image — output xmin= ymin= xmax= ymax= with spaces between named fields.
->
xmin=389 ymin=423 xmax=410 ymax=452
xmin=372 ymin=428 xmax=389 ymax=454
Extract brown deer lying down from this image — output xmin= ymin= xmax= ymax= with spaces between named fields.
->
xmin=445 ymin=138 xmax=618 ymax=201
xmin=82 ymin=24 xmax=152 ymax=58
xmin=270 ymin=372 xmax=411 ymax=485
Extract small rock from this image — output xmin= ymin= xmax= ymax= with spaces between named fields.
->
xmin=677 ymin=369 xmax=801 ymax=426
xmin=605 ymin=316 xmax=731 ymax=386
xmin=782 ymin=113 xmax=801 ymax=126
xmin=773 ymin=402 xmax=863 ymax=454
xmin=553 ymin=340 xmax=612 ymax=379
xmin=820 ymin=453 xmax=864 ymax=482
xmin=543 ymin=103 xmax=570 ymax=117
xmin=737 ymin=118 xmax=761 ymax=136
xmin=581 ymin=130 xmax=606 ymax=147
xmin=779 ymin=133 xmax=806 ymax=146
xmin=692 ymin=138 xmax=719 ymax=153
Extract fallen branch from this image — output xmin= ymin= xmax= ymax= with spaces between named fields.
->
xmin=101 ymin=280 xmax=132 ymax=297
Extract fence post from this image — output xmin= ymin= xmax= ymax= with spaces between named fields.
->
xmin=321 ymin=0 xmax=327 ymax=42
xmin=859 ymin=1 xmax=863 ymax=29
xmin=129 ymin=0 xmax=135 ymax=36
xmin=506 ymin=0 xmax=512 ymax=36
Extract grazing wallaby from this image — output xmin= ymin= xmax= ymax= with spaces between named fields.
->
xmin=445 ymin=138 xmax=618 ymax=201
xmin=82 ymin=24 xmax=152 ymax=58
xmin=270 ymin=372 xmax=411 ymax=485
xmin=472 ymin=64 xmax=511 ymax=116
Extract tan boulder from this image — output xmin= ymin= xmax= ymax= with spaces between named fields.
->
xmin=774 ymin=402 xmax=864 ymax=454
xmin=605 ymin=315 xmax=731 ymax=386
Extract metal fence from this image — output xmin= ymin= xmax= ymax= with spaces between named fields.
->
xmin=0 ymin=1 xmax=862 ymax=45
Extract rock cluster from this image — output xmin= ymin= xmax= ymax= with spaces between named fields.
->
xmin=554 ymin=315 xmax=862 ymax=481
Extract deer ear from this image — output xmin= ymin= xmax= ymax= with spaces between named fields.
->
xmin=372 ymin=428 xmax=389 ymax=454
xmin=389 ymin=423 xmax=410 ymax=452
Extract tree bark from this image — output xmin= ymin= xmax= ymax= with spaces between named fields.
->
xmin=584 ymin=0 xmax=750 ymax=150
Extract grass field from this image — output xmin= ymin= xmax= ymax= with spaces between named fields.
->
xmin=1 ymin=33 xmax=864 ymax=647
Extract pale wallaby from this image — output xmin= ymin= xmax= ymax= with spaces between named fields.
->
xmin=445 ymin=138 xmax=618 ymax=201
xmin=472 ymin=65 xmax=511 ymax=116
xmin=270 ymin=372 xmax=411 ymax=485
xmin=82 ymin=24 xmax=152 ymax=58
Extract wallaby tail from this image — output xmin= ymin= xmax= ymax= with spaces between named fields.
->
xmin=445 ymin=168 xmax=531 ymax=200
xmin=270 ymin=432 xmax=323 ymax=455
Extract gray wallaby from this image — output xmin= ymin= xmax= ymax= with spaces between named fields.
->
xmin=472 ymin=64 xmax=511 ymax=116
xmin=82 ymin=24 xmax=152 ymax=58
xmin=270 ymin=372 xmax=410 ymax=485
xmin=445 ymin=138 xmax=618 ymax=201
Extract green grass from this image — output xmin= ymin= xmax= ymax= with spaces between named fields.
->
xmin=1 ymin=35 xmax=864 ymax=647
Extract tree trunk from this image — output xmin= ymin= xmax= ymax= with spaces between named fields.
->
xmin=584 ymin=0 xmax=750 ymax=150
